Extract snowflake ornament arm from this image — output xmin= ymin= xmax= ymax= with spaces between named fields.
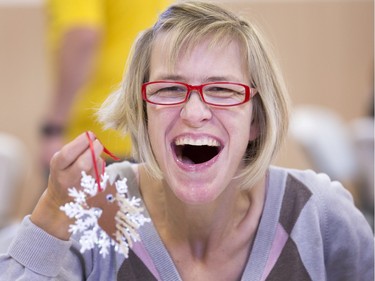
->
xmin=60 ymin=171 xmax=150 ymax=258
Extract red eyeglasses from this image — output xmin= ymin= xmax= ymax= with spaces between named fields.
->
xmin=142 ymin=81 xmax=256 ymax=107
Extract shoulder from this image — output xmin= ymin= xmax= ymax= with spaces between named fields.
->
xmin=271 ymin=166 xmax=372 ymax=229
xmin=269 ymin=166 xmax=354 ymax=209
xmin=269 ymin=166 xmax=373 ymax=279
xmin=268 ymin=166 xmax=373 ymax=244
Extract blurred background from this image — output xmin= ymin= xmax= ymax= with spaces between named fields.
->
xmin=0 ymin=0 xmax=373 ymax=230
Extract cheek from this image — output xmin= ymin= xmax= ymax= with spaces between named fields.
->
xmin=146 ymin=106 xmax=179 ymax=145
xmin=224 ymin=105 xmax=254 ymax=141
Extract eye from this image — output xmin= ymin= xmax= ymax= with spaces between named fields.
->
xmin=204 ymin=86 xmax=238 ymax=97
xmin=146 ymin=83 xmax=188 ymax=104
xmin=206 ymin=86 xmax=227 ymax=91
xmin=153 ymin=86 xmax=186 ymax=97
xmin=202 ymin=83 xmax=246 ymax=105
xmin=106 ymin=194 xmax=115 ymax=202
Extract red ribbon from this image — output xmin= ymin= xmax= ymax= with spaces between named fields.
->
xmin=85 ymin=131 xmax=120 ymax=192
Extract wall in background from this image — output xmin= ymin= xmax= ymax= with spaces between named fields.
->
xmin=0 ymin=2 xmax=50 ymax=218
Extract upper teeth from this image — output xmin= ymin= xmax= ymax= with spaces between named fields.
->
xmin=175 ymin=136 xmax=220 ymax=146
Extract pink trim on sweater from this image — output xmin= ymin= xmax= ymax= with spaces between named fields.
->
xmin=260 ymin=223 xmax=288 ymax=281
xmin=132 ymin=241 xmax=161 ymax=280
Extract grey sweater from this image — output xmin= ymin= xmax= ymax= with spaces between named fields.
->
xmin=0 ymin=163 xmax=373 ymax=280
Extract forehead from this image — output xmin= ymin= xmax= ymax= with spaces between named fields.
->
xmin=149 ymin=31 xmax=249 ymax=80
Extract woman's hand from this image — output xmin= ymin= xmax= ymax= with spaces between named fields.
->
xmin=31 ymin=132 xmax=104 ymax=240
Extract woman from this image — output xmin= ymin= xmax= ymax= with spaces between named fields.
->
xmin=1 ymin=1 xmax=373 ymax=280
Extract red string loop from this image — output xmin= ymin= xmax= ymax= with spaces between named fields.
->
xmin=85 ymin=131 xmax=119 ymax=192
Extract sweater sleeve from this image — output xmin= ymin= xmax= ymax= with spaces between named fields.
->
xmin=316 ymin=175 xmax=374 ymax=281
xmin=0 ymin=216 xmax=87 ymax=280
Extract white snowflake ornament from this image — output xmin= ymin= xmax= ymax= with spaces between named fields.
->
xmin=60 ymin=171 xmax=150 ymax=258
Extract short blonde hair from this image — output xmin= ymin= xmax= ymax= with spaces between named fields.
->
xmin=98 ymin=1 xmax=290 ymax=188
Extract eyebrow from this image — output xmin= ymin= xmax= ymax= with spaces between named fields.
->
xmin=156 ymin=75 xmax=184 ymax=81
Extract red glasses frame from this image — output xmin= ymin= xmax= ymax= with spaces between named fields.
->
xmin=142 ymin=81 xmax=256 ymax=107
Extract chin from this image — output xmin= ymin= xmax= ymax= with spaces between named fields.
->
xmin=170 ymin=181 xmax=223 ymax=205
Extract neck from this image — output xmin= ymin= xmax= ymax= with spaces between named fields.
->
xmin=164 ymin=181 xmax=247 ymax=240
xmin=139 ymin=165 xmax=266 ymax=259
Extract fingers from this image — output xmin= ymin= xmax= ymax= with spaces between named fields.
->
xmin=48 ymin=132 xmax=105 ymax=200
xmin=49 ymin=131 xmax=104 ymax=184
xmin=73 ymin=138 xmax=104 ymax=173
xmin=51 ymin=131 xmax=96 ymax=170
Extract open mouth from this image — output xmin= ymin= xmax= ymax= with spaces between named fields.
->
xmin=173 ymin=136 xmax=222 ymax=165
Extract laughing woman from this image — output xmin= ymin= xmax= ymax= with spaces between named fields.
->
xmin=0 ymin=1 xmax=373 ymax=280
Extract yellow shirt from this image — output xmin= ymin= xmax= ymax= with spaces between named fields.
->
xmin=47 ymin=0 xmax=171 ymax=157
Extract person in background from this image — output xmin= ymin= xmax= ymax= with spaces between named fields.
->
xmin=0 ymin=133 xmax=26 ymax=253
xmin=1 ymin=1 xmax=373 ymax=280
xmin=41 ymin=0 xmax=171 ymax=168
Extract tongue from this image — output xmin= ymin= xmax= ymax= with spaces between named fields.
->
xmin=181 ymin=156 xmax=195 ymax=165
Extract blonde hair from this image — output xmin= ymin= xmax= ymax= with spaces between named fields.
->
xmin=98 ymin=1 xmax=290 ymax=188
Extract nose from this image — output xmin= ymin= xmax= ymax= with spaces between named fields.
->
xmin=180 ymin=91 xmax=212 ymax=127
